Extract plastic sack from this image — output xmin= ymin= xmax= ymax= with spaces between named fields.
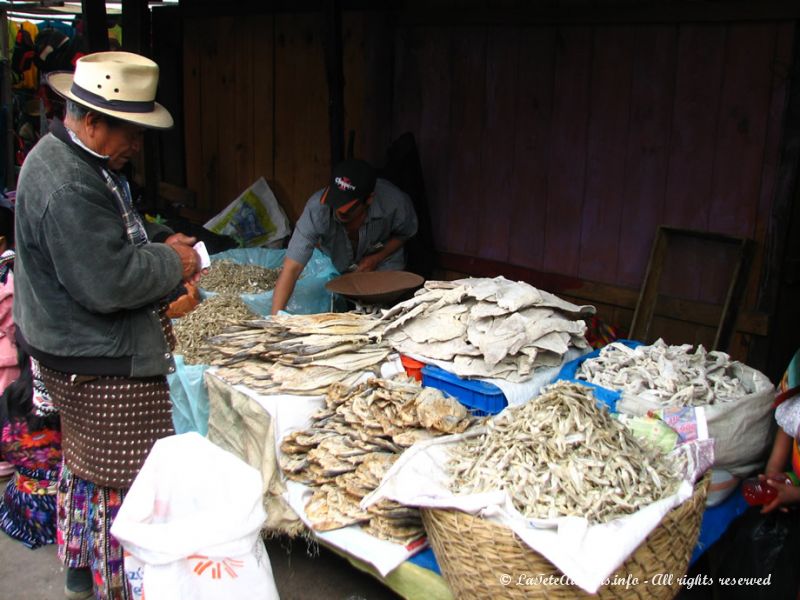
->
xmin=707 ymin=507 xmax=800 ymax=599
xmin=167 ymin=355 xmax=210 ymax=435
xmin=200 ymin=247 xmax=339 ymax=315
xmin=203 ymin=177 xmax=290 ymax=247
xmin=110 ymin=432 xmax=278 ymax=600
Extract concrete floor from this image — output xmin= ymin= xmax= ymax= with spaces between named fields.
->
xmin=0 ymin=521 xmax=401 ymax=600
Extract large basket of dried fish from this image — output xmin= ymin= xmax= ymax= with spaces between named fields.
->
xmin=422 ymin=475 xmax=708 ymax=600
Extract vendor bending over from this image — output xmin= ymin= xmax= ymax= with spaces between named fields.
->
xmin=271 ymin=159 xmax=417 ymax=314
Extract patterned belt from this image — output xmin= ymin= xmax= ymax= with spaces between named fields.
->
xmin=15 ymin=472 xmax=58 ymax=495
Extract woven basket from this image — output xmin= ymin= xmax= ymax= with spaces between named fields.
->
xmin=422 ymin=475 xmax=709 ymax=600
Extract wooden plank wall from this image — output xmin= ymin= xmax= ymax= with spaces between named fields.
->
xmin=182 ymin=11 xmax=393 ymax=223
xmin=393 ymin=21 xmax=795 ymax=357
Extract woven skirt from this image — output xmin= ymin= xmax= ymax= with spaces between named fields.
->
xmin=41 ymin=367 xmax=174 ymax=488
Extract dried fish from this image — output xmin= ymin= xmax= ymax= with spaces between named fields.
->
xmin=576 ymin=339 xmax=751 ymax=406
xmin=280 ymin=376 xmax=474 ymax=543
xmin=173 ymin=294 xmax=259 ymax=365
xmin=199 ymin=259 xmax=281 ymax=294
xmin=447 ymin=381 xmax=683 ymax=524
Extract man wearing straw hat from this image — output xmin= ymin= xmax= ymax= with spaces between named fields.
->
xmin=13 ymin=52 xmax=201 ymax=600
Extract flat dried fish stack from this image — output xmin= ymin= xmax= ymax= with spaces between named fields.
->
xmin=382 ymin=276 xmax=594 ymax=382
xmin=204 ymin=312 xmax=390 ymax=395
xmin=199 ymin=259 xmax=281 ymax=294
xmin=173 ymin=294 xmax=259 ymax=365
xmin=281 ymin=377 xmax=474 ymax=542
xmin=448 ymin=381 xmax=683 ymax=524
xmin=576 ymin=339 xmax=751 ymax=406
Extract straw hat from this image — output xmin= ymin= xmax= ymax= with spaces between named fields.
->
xmin=47 ymin=51 xmax=173 ymax=129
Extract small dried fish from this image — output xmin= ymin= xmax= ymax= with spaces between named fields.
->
xmin=448 ymin=381 xmax=683 ymax=524
xmin=199 ymin=260 xmax=281 ymax=294
xmin=173 ymin=294 xmax=259 ymax=365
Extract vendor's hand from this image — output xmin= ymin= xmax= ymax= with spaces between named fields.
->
xmin=355 ymin=254 xmax=381 ymax=272
xmin=760 ymin=476 xmax=800 ymax=514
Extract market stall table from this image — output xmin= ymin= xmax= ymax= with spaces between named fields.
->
xmin=203 ymin=369 xmax=453 ymax=600
xmin=197 ymin=368 xmax=746 ymax=600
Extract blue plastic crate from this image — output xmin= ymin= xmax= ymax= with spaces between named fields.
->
xmin=421 ymin=365 xmax=507 ymax=416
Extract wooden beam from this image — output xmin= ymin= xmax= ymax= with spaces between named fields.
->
xmin=81 ymin=0 xmax=109 ymax=52
xmin=397 ymin=1 xmax=800 ymax=26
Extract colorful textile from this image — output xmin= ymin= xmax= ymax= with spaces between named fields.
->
xmin=57 ymin=464 xmax=130 ymax=600
xmin=0 ymin=420 xmax=61 ymax=548
xmin=31 ymin=358 xmax=57 ymax=418
xmin=584 ymin=315 xmax=620 ymax=350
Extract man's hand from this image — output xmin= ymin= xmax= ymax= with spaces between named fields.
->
xmin=355 ymin=253 xmax=382 ymax=272
xmin=165 ymin=233 xmax=197 ymax=247
xmin=165 ymin=234 xmax=202 ymax=282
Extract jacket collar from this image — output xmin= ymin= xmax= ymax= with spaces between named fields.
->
xmin=50 ymin=118 xmax=111 ymax=171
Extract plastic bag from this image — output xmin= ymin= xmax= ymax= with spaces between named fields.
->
xmin=201 ymin=247 xmax=339 ymax=315
xmin=203 ymin=177 xmax=290 ymax=247
xmin=167 ymin=355 xmax=210 ymax=435
xmin=708 ymin=507 xmax=800 ymax=599
xmin=110 ymin=433 xmax=278 ymax=600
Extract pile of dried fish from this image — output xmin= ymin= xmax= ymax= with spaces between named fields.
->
xmin=281 ymin=377 xmax=473 ymax=544
xmin=199 ymin=259 xmax=281 ymax=294
xmin=207 ymin=312 xmax=391 ymax=395
xmin=576 ymin=339 xmax=751 ymax=406
xmin=173 ymin=294 xmax=259 ymax=365
xmin=382 ymin=276 xmax=594 ymax=382
xmin=448 ymin=381 xmax=682 ymax=524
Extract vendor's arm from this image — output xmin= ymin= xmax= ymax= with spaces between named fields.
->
xmin=271 ymin=257 xmax=305 ymax=314
xmin=356 ymin=236 xmax=405 ymax=272
xmin=765 ymin=428 xmax=793 ymax=477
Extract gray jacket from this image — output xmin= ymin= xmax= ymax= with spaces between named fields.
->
xmin=13 ymin=128 xmax=183 ymax=377
xmin=286 ymin=178 xmax=418 ymax=273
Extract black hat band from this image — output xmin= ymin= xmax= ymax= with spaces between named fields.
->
xmin=71 ymin=82 xmax=155 ymax=113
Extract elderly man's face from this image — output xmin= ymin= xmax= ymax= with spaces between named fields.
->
xmin=92 ymin=119 xmax=145 ymax=170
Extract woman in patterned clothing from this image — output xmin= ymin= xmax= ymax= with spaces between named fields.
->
xmin=0 ymin=353 xmax=61 ymax=549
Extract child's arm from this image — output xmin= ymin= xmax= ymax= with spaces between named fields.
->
xmin=765 ymin=428 xmax=793 ymax=477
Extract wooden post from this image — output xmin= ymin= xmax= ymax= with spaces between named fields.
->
xmin=81 ymin=0 xmax=110 ymax=52
xmin=0 ymin=8 xmax=13 ymax=190
xmin=120 ymin=0 xmax=159 ymax=214
xmin=325 ymin=0 xmax=345 ymax=166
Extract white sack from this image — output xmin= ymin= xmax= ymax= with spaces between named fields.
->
xmin=617 ymin=362 xmax=774 ymax=477
xmin=111 ymin=432 xmax=279 ymax=600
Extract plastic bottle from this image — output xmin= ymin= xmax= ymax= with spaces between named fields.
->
xmin=741 ymin=473 xmax=798 ymax=506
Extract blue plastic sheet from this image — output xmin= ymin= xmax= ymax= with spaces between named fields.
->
xmin=167 ymin=355 xmax=210 ymax=435
xmin=553 ymin=339 xmax=643 ymax=412
xmin=200 ymin=247 xmax=340 ymax=315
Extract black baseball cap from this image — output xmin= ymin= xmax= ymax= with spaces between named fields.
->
xmin=324 ymin=159 xmax=377 ymax=211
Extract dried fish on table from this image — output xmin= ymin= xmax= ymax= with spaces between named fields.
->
xmin=198 ymin=259 xmax=281 ymax=294
xmin=279 ymin=376 xmax=475 ymax=543
xmin=204 ymin=312 xmax=389 ymax=392
xmin=173 ymin=294 xmax=259 ymax=365
xmin=576 ymin=339 xmax=751 ymax=406
xmin=447 ymin=381 xmax=683 ymax=524
xmin=382 ymin=276 xmax=594 ymax=382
